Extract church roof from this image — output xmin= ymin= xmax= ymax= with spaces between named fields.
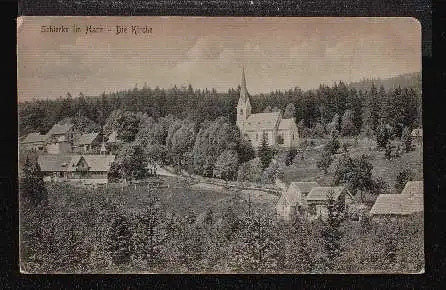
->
xmin=278 ymin=118 xmax=296 ymax=130
xmin=244 ymin=112 xmax=281 ymax=131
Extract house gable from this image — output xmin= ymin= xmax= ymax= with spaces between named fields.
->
xmin=75 ymin=156 xmax=90 ymax=171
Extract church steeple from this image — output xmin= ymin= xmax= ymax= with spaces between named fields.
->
xmin=240 ymin=66 xmax=249 ymax=102
xmin=236 ymin=67 xmax=252 ymax=132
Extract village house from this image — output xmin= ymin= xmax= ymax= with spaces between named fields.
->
xmin=276 ymin=181 xmax=319 ymax=221
xmin=236 ymin=68 xmax=300 ymax=149
xmin=72 ymin=132 xmax=103 ymax=153
xmin=305 ymin=186 xmax=353 ymax=219
xmin=38 ymin=154 xmax=116 ymax=184
xmin=411 ymin=128 xmax=423 ymax=145
xmin=370 ymin=180 xmax=423 ymax=219
xmin=46 ymin=123 xmax=75 ymax=154
xmin=20 ymin=132 xmax=48 ymax=152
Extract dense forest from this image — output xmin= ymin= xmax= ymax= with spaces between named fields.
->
xmin=19 ymin=72 xmax=422 ymax=138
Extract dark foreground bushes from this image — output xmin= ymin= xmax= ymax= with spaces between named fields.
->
xmin=20 ymin=183 xmax=424 ymax=273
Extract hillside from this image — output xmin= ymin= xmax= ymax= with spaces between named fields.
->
xmin=348 ymin=72 xmax=421 ymax=93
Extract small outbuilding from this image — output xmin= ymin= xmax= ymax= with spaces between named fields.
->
xmin=276 ymin=181 xmax=319 ymax=221
xmin=305 ymin=186 xmax=353 ymax=219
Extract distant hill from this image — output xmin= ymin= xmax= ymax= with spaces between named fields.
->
xmin=348 ymin=72 xmax=421 ymax=93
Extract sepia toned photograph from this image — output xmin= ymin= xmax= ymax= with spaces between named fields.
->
xmin=17 ymin=16 xmax=423 ymax=274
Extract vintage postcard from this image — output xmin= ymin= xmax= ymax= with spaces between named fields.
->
xmin=17 ymin=16 xmax=423 ymax=274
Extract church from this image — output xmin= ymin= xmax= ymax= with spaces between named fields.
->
xmin=236 ymin=68 xmax=300 ymax=149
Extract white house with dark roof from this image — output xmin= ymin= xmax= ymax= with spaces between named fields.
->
xmin=38 ymin=154 xmax=116 ymax=184
xmin=20 ymin=132 xmax=48 ymax=152
xmin=276 ymin=181 xmax=319 ymax=221
xmin=370 ymin=180 xmax=423 ymax=218
xmin=236 ymin=68 xmax=300 ymax=149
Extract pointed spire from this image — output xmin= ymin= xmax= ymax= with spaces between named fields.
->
xmin=241 ymin=66 xmax=246 ymax=89
xmin=240 ymin=66 xmax=249 ymax=102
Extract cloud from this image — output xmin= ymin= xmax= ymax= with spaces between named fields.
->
xmin=17 ymin=17 xmax=421 ymax=101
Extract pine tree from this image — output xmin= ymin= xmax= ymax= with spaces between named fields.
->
xmin=257 ymin=133 xmax=273 ymax=170
xmin=324 ymin=132 xmax=340 ymax=155
xmin=401 ymin=126 xmax=413 ymax=153
xmin=230 ymin=210 xmax=284 ymax=272
xmin=132 ymin=192 xmax=167 ymax=270
xmin=283 ymin=103 xmax=296 ymax=119
xmin=106 ymin=213 xmax=132 ymax=267
xmin=285 ymin=149 xmax=298 ymax=166
xmin=213 ymin=150 xmax=239 ymax=181
xmin=385 ymin=143 xmax=393 ymax=160
xmin=341 ymin=109 xmax=356 ymax=136
xmin=21 ymin=156 xmax=47 ymax=207
xmin=317 ymin=150 xmax=333 ymax=174
xmin=376 ymin=123 xmax=391 ymax=150
xmin=321 ymin=191 xmax=344 ymax=271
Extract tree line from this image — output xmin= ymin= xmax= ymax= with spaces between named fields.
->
xmin=19 ymin=80 xmax=421 ymax=140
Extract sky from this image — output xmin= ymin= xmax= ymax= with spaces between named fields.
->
xmin=17 ymin=17 xmax=421 ymax=102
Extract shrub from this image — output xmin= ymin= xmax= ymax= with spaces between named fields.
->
xmin=237 ymin=158 xmax=263 ymax=183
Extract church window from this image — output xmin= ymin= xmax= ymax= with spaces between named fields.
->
xmin=240 ymin=109 xmax=243 ymax=114
xmin=256 ymin=133 xmax=259 ymax=141
xmin=292 ymin=134 xmax=294 ymax=140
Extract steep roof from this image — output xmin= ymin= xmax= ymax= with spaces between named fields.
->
xmin=73 ymin=132 xmax=100 ymax=146
xmin=278 ymin=118 xmax=297 ymax=130
xmin=38 ymin=155 xmax=74 ymax=172
xmin=83 ymin=155 xmax=116 ymax=172
xmin=38 ymin=154 xmax=115 ymax=173
xmin=306 ymin=186 xmax=346 ymax=202
xmin=401 ymin=180 xmax=423 ymax=196
xmin=289 ymin=182 xmax=319 ymax=194
xmin=281 ymin=182 xmax=320 ymax=207
xmin=47 ymin=123 xmax=73 ymax=136
xmin=244 ymin=112 xmax=281 ymax=131
xmin=370 ymin=193 xmax=423 ymax=215
xmin=22 ymin=132 xmax=48 ymax=144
